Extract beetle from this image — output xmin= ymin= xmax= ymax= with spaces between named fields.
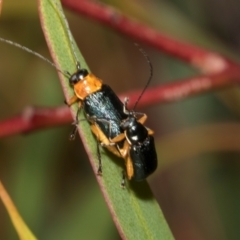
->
xmin=66 ymin=62 xmax=128 ymax=174
xmin=116 ymin=98 xmax=157 ymax=182
xmin=66 ymin=53 xmax=158 ymax=185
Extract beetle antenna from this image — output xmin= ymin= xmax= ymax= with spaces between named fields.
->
xmin=133 ymin=43 xmax=153 ymax=111
xmin=50 ymin=0 xmax=80 ymax=68
xmin=0 ymin=37 xmax=69 ymax=78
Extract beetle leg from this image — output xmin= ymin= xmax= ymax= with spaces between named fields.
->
xmin=69 ymin=104 xmax=83 ymax=141
xmin=88 ymin=116 xmax=125 ymax=146
xmin=66 ymin=95 xmax=79 ymax=106
xmin=87 ymin=116 xmax=114 ymax=139
xmin=125 ymin=154 xmax=134 ymax=180
xmin=110 ymin=133 xmax=125 ymax=143
xmin=109 ymin=134 xmax=129 ymax=159
xmin=96 ymin=138 xmax=103 ymax=175
xmin=123 ymin=98 xmax=147 ymax=123
xmin=69 ymin=127 xmax=78 ymax=141
xmin=121 ymin=171 xmax=126 ymax=188
xmin=137 ymin=114 xmax=147 ymax=125
xmin=116 ymin=139 xmax=129 ymax=158
xmin=123 ymin=97 xmax=130 ymax=115
xmin=90 ymin=124 xmax=104 ymax=174
xmin=147 ymin=128 xmax=154 ymax=135
xmin=91 ymin=124 xmax=111 ymax=146
xmin=91 ymin=124 xmax=123 ymax=175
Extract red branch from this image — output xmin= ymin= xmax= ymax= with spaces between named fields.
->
xmin=61 ymin=0 xmax=234 ymax=74
xmin=0 ymin=106 xmax=71 ymax=138
xmin=125 ymin=70 xmax=240 ymax=108
xmin=1 ymin=0 xmax=240 ymax=137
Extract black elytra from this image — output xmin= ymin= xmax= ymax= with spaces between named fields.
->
xmin=130 ymin=135 xmax=157 ymax=181
xmin=121 ymin=115 xmax=158 ymax=181
xmin=83 ymin=84 xmax=128 ymax=140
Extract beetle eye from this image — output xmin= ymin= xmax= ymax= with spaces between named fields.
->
xmin=69 ymin=69 xmax=89 ymax=85
xmin=77 ymin=69 xmax=89 ymax=80
xmin=69 ymin=73 xmax=79 ymax=85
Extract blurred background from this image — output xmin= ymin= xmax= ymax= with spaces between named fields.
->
xmin=1 ymin=0 xmax=240 ymax=239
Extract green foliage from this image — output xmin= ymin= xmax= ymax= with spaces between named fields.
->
xmin=39 ymin=0 xmax=174 ymax=239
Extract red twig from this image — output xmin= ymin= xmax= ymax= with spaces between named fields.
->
xmin=0 ymin=106 xmax=71 ymax=138
xmin=124 ymin=69 xmax=240 ymax=108
xmin=61 ymin=0 xmax=233 ymax=74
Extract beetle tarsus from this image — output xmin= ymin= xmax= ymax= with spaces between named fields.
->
xmin=121 ymin=171 xmax=126 ymax=188
xmin=96 ymin=139 xmax=103 ymax=175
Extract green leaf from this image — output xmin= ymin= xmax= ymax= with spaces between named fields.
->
xmin=38 ymin=0 xmax=174 ymax=239
xmin=0 ymin=181 xmax=37 ymax=240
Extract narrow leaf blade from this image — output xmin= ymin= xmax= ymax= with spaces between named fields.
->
xmin=38 ymin=0 xmax=174 ymax=239
xmin=0 ymin=181 xmax=37 ymax=240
